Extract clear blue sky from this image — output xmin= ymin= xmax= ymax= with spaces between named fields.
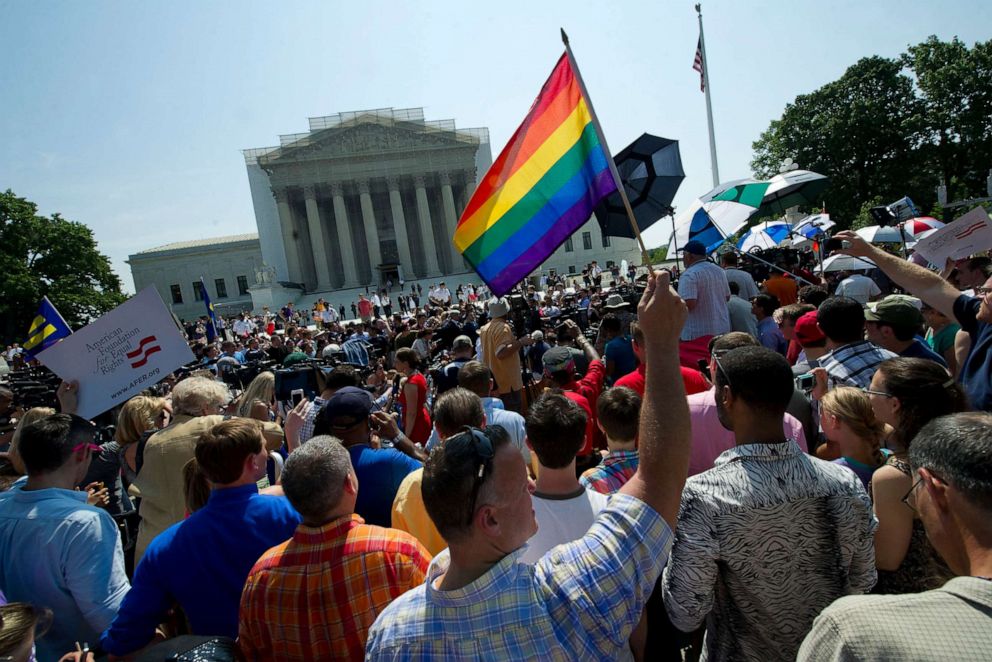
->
xmin=2 ymin=0 xmax=989 ymax=293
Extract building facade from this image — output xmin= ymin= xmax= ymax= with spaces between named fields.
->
xmin=244 ymin=107 xmax=492 ymax=291
xmin=127 ymin=107 xmax=643 ymax=318
xmin=127 ymin=234 xmax=263 ymax=321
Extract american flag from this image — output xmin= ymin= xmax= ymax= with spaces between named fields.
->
xmin=693 ymin=37 xmax=705 ymax=92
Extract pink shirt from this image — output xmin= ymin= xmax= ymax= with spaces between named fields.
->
xmin=687 ymin=388 xmax=808 ymax=476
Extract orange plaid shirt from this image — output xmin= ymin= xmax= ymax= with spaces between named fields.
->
xmin=238 ymin=513 xmax=432 ymax=661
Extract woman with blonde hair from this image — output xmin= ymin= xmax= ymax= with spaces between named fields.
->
xmin=236 ymin=371 xmax=275 ymax=421
xmin=0 ymin=601 xmax=53 ymax=662
xmin=820 ymin=387 xmax=889 ymax=491
xmin=115 ymin=395 xmax=168 ymax=485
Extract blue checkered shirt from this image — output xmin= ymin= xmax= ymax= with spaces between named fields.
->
xmin=299 ymin=397 xmax=328 ymax=444
xmin=818 ymin=340 xmax=897 ymax=389
xmin=365 ymin=493 xmax=671 ymax=661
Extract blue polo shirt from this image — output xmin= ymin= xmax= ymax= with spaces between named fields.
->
xmin=899 ymin=337 xmax=948 ymax=368
xmin=954 ymin=294 xmax=992 ymax=411
xmin=349 ymin=444 xmax=422 ymax=527
xmin=101 ymin=484 xmax=300 ymax=655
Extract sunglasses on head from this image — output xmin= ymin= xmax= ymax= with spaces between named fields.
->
xmin=447 ymin=426 xmax=496 ymax=526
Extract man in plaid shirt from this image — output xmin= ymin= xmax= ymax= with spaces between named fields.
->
xmin=816 ymin=296 xmax=897 ymax=389
xmin=366 ymin=270 xmax=692 ymax=661
xmin=580 ymin=386 xmax=641 ymax=495
xmin=239 ymin=436 xmax=431 ymax=661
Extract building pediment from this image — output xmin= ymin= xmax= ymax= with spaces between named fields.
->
xmin=259 ymin=120 xmax=478 ymax=166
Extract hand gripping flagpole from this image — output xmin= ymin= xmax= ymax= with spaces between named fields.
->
xmin=561 ymin=29 xmax=654 ymax=272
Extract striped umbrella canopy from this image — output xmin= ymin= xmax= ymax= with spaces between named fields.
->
xmin=901 ymin=217 xmax=944 ymax=238
xmin=756 ymin=170 xmax=830 ymax=216
xmin=738 ymin=221 xmax=793 ymax=252
xmin=667 ymin=180 xmax=771 ymax=256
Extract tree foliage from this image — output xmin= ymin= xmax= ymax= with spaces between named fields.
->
xmin=0 ymin=190 xmax=126 ymax=344
xmin=752 ymin=37 xmax=992 ymax=227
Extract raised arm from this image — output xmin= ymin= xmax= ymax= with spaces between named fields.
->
xmin=619 ymin=271 xmax=690 ymax=528
xmin=834 ymin=230 xmax=963 ymax=319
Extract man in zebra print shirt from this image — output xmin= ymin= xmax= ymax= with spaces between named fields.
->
xmin=662 ymin=345 xmax=877 ymax=662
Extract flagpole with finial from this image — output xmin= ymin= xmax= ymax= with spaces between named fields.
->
xmin=560 ymin=28 xmax=653 ymax=271
xmin=696 ymin=3 xmax=720 ymax=188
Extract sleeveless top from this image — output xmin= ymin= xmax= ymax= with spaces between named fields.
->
xmin=872 ymin=456 xmax=954 ymax=594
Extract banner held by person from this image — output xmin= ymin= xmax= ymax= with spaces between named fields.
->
xmin=913 ymin=206 xmax=992 ymax=267
xmin=453 ymin=31 xmax=650 ymax=297
xmin=200 ymin=276 xmax=219 ymax=342
xmin=37 ymin=287 xmax=195 ymax=419
xmin=22 ymin=296 xmax=73 ymax=361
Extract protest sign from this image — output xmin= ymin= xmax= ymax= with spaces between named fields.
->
xmin=39 ymin=287 xmax=194 ymax=419
xmin=913 ymin=206 xmax=992 ymax=267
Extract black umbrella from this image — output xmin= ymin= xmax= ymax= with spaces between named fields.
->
xmin=594 ymin=134 xmax=685 ymax=239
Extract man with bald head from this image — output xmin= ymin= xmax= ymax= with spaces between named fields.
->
xmin=239 ymin=436 xmax=430 ymax=661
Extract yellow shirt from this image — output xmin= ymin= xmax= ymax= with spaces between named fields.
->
xmin=391 ymin=468 xmax=447 ymax=557
xmin=479 ymin=318 xmax=523 ymax=393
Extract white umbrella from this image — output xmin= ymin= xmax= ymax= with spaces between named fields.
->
xmin=856 ymin=225 xmax=908 ymax=244
xmin=900 ymin=217 xmax=945 ymax=238
xmin=792 ymin=213 xmax=836 ymax=245
xmin=738 ymin=221 xmax=793 ymax=252
xmin=818 ymin=254 xmax=877 ymax=273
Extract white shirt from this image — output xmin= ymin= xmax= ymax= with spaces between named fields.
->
xmin=677 ymin=260 xmax=732 ymax=341
xmin=835 ymin=274 xmax=881 ymax=305
xmin=520 ymin=487 xmax=610 ymax=564
xmin=724 ymin=268 xmax=760 ymax=300
xmin=437 ymin=287 xmax=452 ymax=304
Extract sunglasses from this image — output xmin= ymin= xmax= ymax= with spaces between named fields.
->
xmin=901 ymin=477 xmax=924 ymax=512
xmin=861 ymin=387 xmax=895 ymax=398
xmin=448 ymin=426 xmax=495 ymax=526
xmin=72 ymin=442 xmax=102 ymax=454
xmin=713 ymin=353 xmax=733 ymax=391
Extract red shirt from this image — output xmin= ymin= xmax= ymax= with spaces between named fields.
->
xmin=614 ymin=363 xmax=709 ymax=398
xmin=562 ymin=359 xmax=607 ymax=455
xmin=357 ymin=299 xmax=374 ymax=317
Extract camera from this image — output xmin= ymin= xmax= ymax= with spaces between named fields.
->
xmin=795 ymin=372 xmax=816 ymax=393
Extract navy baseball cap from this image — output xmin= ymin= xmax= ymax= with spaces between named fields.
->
xmin=319 ymin=386 xmax=374 ymax=429
xmin=682 ymin=240 xmax=707 ymax=255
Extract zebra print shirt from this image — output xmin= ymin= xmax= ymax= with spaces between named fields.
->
xmin=662 ymin=440 xmax=877 ymax=662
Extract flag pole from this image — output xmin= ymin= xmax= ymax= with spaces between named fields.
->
xmin=696 ymin=4 xmax=720 ymax=188
xmin=561 ymin=28 xmax=653 ymax=271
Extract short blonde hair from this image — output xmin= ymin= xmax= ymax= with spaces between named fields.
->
xmin=171 ymin=377 xmax=231 ymax=417
xmin=237 ymin=371 xmax=275 ymax=418
xmin=115 ymin=395 xmax=166 ymax=445
xmin=8 ymin=407 xmax=56 ymax=475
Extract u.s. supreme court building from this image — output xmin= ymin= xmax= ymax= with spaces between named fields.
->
xmin=128 ymin=107 xmax=641 ymax=319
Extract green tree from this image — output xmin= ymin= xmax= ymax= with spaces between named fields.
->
xmin=850 ymin=196 xmax=884 ymax=231
xmin=752 ymin=56 xmax=928 ymax=226
xmin=646 ymin=245 xmax=669 ymax=264
xmin=904 ymin=37 xmax=992 ymax=202
xmin=1 ymin=190 xmax=126 ymax=344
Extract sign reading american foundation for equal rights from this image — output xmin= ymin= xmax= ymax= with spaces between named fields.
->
xmin=38 ymin=287 xmax=195 ymax=419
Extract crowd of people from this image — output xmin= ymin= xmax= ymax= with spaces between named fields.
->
xmin=1 ymin=234 xmax=991 ymax=661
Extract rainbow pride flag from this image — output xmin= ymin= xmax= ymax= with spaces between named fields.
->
xmin=454 ymin=53 xmax=618 ymax=295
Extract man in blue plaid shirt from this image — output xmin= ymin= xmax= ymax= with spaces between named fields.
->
xmin=366 ymin=271 xmax=692 ymax=661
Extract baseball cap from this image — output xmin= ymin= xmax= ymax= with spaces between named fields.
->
xmin=682 ymin=240 xmax=707 ymax=256
xmin=794 ymin=311 xmax=825 ymax=346
xmin=542 ymin=346 xmax=576 ymax=374
xmin=452 ymin=335 xmax=473 ymax=350
xmin=319 ymin=386 xmax=374 ymax=429
xmin=865 ymin=296 xmax=924 ymax=331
